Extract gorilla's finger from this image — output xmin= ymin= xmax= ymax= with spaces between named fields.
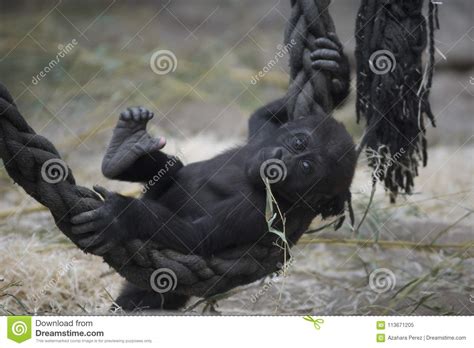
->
xmin=152 ymin=137 xmax=167 ymax=150
xmin=314 ymin=37 xmax=339 ymax=51
xmin=127 ymin=107 xmax=140 ymax=121
xmin=327 ymin=32 xmax=343 ymax=48
xmin=71 ymin=210 xmax=102 ymax=224
xmin=312 ymin=60 xmax=340 ymax=72
xmin=139 ymin=107 xmax=149 ymax=120
xmin=78 ymin=234 xmax=104 ymax=248
xmin=120 ymin=110 xmax=132 ymax=121
xmin=93 ymin=185 xmax=113 ymax=199
xmin=71 ymin=221 xmax=104 ymax=234
xmin=92 ymin=242 xmax=115 ymax=256
xmin=310 ymin=49 xmax=341 ymax=61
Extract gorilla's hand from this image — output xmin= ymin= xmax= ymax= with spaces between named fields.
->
xmin=71 ymin=186 xmax=130 ymax=255
xmin=310 ymin=32 xmax=350 ymax=102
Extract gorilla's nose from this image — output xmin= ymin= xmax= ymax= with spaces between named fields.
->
xmin=270 ymin=147 xmax=283 ymax=159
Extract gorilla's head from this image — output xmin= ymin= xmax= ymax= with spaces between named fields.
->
xmin=246 ymin=114 xmax=356 ymax=210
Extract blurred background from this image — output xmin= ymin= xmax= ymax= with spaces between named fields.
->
xmin=0 ymin=0 xmax=472 ymax=315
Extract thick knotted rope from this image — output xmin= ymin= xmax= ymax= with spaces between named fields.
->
xmin=355 ymin=0 xmax=439 ymax=202
xmin=0 ymin=0 xmax=337 ymax=299
xmin=285 ymin=0 xmax=336 ymax=117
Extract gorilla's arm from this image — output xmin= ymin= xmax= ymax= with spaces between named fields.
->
xmin=248 ymin=97 xmax=288 ymax=138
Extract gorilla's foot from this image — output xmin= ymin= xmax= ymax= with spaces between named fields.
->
xmin=102 ymin=106 xmax=166 ymax=179
xmin=112 ymin=282 xmax=189 ymax=312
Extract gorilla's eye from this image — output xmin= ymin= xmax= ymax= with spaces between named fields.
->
xmin=300 ymin=160 xmax=312 ymax=174
xmin=292 ymin=137 xmax=307 ymax=151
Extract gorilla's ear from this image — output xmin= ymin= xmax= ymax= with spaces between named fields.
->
xmin=317 ymin=190 xmax=353 ymax=230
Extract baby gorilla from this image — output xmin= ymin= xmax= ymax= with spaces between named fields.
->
xmin=70 ymin=34 xmax=356 ymax=310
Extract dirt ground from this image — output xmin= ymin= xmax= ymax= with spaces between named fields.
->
xmin=0 ymin=0 xmax=473 ymax=315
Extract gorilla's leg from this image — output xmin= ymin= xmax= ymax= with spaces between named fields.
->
xmin=113 ymin=282 xmax=189 ymax=312
xmin=102 ymin=106 xmax=166 ymax=180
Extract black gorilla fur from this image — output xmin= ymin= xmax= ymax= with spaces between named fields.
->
xmin=77 ymin=103 xmax=356 ymax=255
xmin=67 ymin=35 xmax=357 ymax=311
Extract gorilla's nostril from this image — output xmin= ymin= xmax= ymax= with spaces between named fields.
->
xmin=272 ymin=148 xmax=283 ymax=159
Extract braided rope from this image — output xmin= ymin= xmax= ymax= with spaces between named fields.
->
xmin=285 ymin=0 xmax=335 ymax=117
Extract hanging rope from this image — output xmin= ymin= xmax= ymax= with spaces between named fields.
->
xmin=285 ymin=0 xmax=336 ymax=117
xmin=355 ymin=0 xmax=439 ymax=202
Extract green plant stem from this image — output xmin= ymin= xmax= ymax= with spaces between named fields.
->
xmin=298 ymin=238 xmax=474 ymax=252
